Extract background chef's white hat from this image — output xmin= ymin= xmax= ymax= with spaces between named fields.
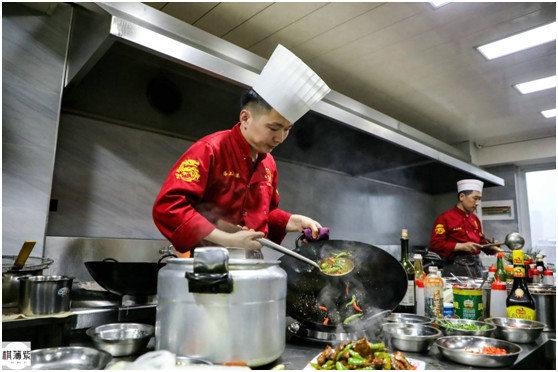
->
xmin=252 ymin=44 xmax=331 ymax=123
xmin=457 ymin=179 xmax=484 ymax=193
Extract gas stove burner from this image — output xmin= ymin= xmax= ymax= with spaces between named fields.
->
xmin=121 ymin=294 xmax=157 ymax=307
xmin=287 ymin=321 xmax=369 ymax=344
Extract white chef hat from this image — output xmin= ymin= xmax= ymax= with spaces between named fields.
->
xmin=457 ymin=179 xmax=484 ymax=193
xmin=252 ymin=44 xmax=331 ymax=123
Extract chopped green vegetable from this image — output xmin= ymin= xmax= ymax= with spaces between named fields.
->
xmin=436 ymin=319 xmax=491 ymax=331
xmin=335 ymin=361 xmax=348 ymax=370
xmin=348 ymin=357 xmax=364 ymax=366
xmin=342 ymin=313 xmax=363 ymax=325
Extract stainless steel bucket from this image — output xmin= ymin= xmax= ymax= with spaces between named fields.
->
xmin=2 ymin=256 xmax=53 ymax=308
xmin=19 ymin=275 xmax=73 ymax=316
xmin=529 ymin=284 xmax=556 ymax=331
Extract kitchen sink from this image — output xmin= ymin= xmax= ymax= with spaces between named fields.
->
xmin=512 ymin=339 xmax=555 ymax=370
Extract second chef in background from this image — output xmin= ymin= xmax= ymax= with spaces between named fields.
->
xmin=430 ymin=179 xmax=499 ymax=277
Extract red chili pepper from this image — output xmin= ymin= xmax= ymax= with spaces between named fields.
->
xmin=352 ymin=301 xmax=363 ymax=313
xmin=323 ymin=317 xmax=330 ymax=325
xmin=319 ymin=305 xmax=328 ymax=312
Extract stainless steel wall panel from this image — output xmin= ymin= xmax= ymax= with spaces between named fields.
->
xmin=2 ymin=3 xmax=73 ymax=255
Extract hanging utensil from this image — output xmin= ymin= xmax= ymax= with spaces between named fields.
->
xmin=11 ymin=240 xmax=36 ymax=271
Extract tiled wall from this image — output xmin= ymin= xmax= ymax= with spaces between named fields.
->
xmin=47 ymin=113 xmax=437 ymax=254
xmin=2 ymin=3 xmax=72 ymax=256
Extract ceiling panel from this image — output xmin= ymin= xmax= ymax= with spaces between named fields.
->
xmin=249 ymin=2 xmax=380 ymax=57
xmin=293 ymin=2 xmax=426 ymax=61
xmin=161 ymin=2 xmax=219 ymax=24
xmin=221 ymin=2 xmax=327 ymax=49
xmin=146 ymin=2 xmax=556 ymax=149
xmin=193 ymin=2 xmax=272 ymax=37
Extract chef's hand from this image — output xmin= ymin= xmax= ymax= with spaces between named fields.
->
xmin=455 ymin=242 xmax=482 ymax=254
xmin=205 ymin=228 xmax=263 ymax=250
xmin=286 ymin=214 xmax=322 ymax=239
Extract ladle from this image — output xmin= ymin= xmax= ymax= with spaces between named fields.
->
xmin=257 ymin=238 xmax=354 ymax=276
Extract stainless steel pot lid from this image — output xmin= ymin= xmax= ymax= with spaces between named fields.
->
xmin=2 ymin=255 xmax=53 ymax=273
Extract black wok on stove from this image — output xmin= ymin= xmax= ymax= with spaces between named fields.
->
xmin=84 ymin=255 xmax=174 ymax=297
xmin=279 ymin=239 xmax=406 ymax=332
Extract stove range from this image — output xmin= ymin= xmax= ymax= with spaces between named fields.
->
xmin=287 ymin=320 xmax=373 ymax=344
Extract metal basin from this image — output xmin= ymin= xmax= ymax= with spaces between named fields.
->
xmin=86 ymin=323 xmax=154 ymax=357
xmin=435 ymin=336 xmax=521 ymax=367
xmin=484 ymin=317 xmax=544 ymax=344
xmin=31 ymin=346 xmax=111 ymax=370
xmin=435 ymin=318 xmax=495 ymax=337
xmin=381 ymin=323 xmax=441 ymax=353
xmin=385 ymin=313 xmax=432 ymax=324
xmin=19 ymin=275 xmax=73 ymax=316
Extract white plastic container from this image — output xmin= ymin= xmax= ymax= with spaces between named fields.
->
xmin=543 ymin=269 xmax=554 ymax=285
xmin=489 ymin=280 xmax=507 ymax=318
xmin=415 ymin=279 xmax=425 ymax=316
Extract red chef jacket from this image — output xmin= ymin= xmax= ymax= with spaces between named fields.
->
xmin=429 ymin=206 xmax=489 ymax=258
xmin=153 ymin=123 xmax=292 ymax=253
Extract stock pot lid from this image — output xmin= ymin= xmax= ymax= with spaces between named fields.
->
xmin=2 ymin=255 xmax=53 ymax=273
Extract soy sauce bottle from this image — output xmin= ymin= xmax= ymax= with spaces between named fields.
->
xmin=395 ymin=229 xmax=416 ymax=313
xmin=506 ymin=249 xmax=536 ymax=320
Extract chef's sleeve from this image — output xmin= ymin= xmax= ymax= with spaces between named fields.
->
xmin=267 ymin=167 xmax=291 ymax=244
xmin=429 ymin=215 xmax=456 ymax=258
xmin=152 ymin=141 xmax=216 ymax=252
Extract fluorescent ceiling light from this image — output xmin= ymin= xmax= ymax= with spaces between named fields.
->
xmin=541 ymin=109 xmax=556 ymax=118
xmin=514 ymin=76 xmax=556 ymax=94
xmin=477 ymin=22 xmax=557 ymax=60
xmin=431 ymin=1 xmax=451 ymax=7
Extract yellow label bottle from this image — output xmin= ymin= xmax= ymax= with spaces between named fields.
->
xmin=506 ymin=250 xmax=536 ymax=320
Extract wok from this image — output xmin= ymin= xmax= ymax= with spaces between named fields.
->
xmin=84 ymin=255 xmax=174 ymax=297
xmin=279 ymin=239 xmax=406 ymax=332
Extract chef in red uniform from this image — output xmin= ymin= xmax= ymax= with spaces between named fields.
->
xmin=430 ymin=179 xmax=499 ymax=277
xmin=153 ymin=45 xmax=330 ymax=255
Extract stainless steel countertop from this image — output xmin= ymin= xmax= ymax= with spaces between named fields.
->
xmin=266 ymin=330 xmax=556 ymax=370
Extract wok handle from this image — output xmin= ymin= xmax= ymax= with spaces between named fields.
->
xmin=258 ymin=238 xmax=320 ymax=270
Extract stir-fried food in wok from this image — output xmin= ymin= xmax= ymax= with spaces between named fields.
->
xmin=319 ymin=252 xmax=354 ymax=276
xmin=318 ymin=293 xmax=364 ymax=326
xmin=311 ymin=338 xmax=416 ymax=370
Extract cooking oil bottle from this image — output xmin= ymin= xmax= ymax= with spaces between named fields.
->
xmin=506 ymin=249 xmax=536 ymax=320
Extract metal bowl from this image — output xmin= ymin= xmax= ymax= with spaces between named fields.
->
xmin=381 ymin=322 xmax=442 ymax=353
xmin=485 ymin=317 xmax=545 ymax=344
xmin=435 ymin=336 xmax=521 ymax=367
xmin=435 ymin=318 xmax=495 ymax=336
xmin=86 ymin=323 xmax=154 ymax=357
xmin=31 ymin=346 xmax=111 ymax=370
xmin=385 ymin=313 xmax=433 ymax=324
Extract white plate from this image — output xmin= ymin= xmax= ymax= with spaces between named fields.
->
xmin=302 ymin=352 xmax=426 ymax=370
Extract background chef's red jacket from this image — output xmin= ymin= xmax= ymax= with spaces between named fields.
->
xmin=429 ymin=206 xmax=489 ymax=258
xmin=153 ymin=123 xmax=291 ymax=252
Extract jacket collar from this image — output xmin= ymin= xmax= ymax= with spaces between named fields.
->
xmin=231 ymin=122 xmax=267 ymax=163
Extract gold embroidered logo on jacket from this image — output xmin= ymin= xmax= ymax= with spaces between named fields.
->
xmin=264 ymin=167 xmax=273 ymax=186
xmin=435 ymin=224 xmax=446 ymax=235
xmin=223 ymin=170 xmax=240 ymax=178
xmin=175 ymin=159 xmax=201 ymax=182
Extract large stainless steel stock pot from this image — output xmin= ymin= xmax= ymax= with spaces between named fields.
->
xmin=156 ymin=247 xmax=287 ymax=367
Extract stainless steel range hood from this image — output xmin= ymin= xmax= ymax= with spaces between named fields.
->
xmin=64 ymin=2 xmax=504 ymax=194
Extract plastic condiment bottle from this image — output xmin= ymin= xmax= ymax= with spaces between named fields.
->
xmin=528 ymin=263 xmax=539 ymax=284
xmin=505 ymin=265 xmax=514 ymax=286
xmin=490 ymin=280 xmax=508 ymax=318
xmin=415 ymin=278 xmax=425 ymax=316
xmin=487 ymin=264 xmax=496 ymax=284
xmin=424 ymin=266 xmax=443 ymax=318
xmin=543 ymin=269 xmax=554 ymax=285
